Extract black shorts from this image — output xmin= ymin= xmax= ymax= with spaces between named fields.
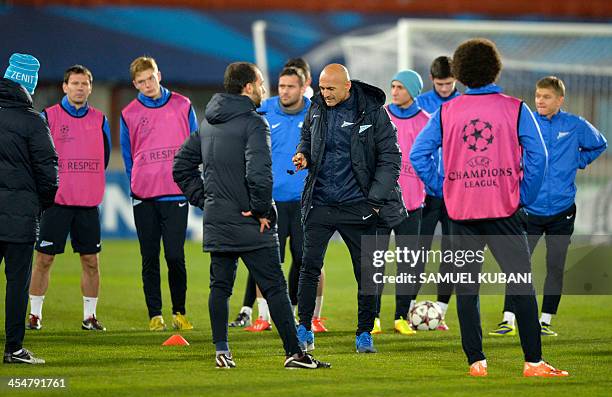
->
xmin=35 ymin=205 xmax=101 ymax=255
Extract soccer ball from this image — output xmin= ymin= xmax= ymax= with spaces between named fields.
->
xmin=409 ymin=301 xmax=443 ymax=331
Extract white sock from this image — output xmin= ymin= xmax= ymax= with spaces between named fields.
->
xmin=257 ymin=298 xmax=270 ymax=321
xmin=83 ymin=296 xmax=98 ymax=320
xmin=292 ymin=305 xmax=298 ymax=317
xmin=240 ymin=306 xmax=253 ymax=318
xmin=503 ymin=311 xmax=516 ymax=326
xmin=29 ymin=295 xmax=44 ymax=318
xmin=409 ymin=300 xmax=416 ymax=313
xmin=475 ymin=359 xmax=487 ymax=368
xmin=540 ymin=313 xmax=552 ymax=325
xmin=527 ymin=360 xmax=544 ymax=366
xmin=436 ymin=301 xmax=449 ymax=317
xmin=313 ymin=296 xmax=324 ymax=318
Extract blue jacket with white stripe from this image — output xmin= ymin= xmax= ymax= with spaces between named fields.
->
xmin=526 ymin=110 xmax=607 ymax=216
xmin=257 ymin=96 xmax=310 ymax=202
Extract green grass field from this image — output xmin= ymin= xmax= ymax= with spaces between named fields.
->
xmin=1 ymin=240 xmax=611 ymax=396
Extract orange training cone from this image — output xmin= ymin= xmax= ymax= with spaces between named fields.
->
xmin=162 ymin=334 xmax=190 ymax=346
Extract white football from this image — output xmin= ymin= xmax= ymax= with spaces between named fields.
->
xmin=409 ymin=300 xmax=443 ymax=331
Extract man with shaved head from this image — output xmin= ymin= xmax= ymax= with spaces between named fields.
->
xmin=292 ymin=64 xmax=403 ymax=353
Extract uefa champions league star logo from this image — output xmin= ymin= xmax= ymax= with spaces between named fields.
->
xmin=462 ymin=119 xmax=494 ymax=152
xmin=60 ymin=125 xmax=70 ymax=137
xmin=138 ymin=116 xmax=153 ymax=135
xmin=58 ymin=124 xmax=74 ymax=143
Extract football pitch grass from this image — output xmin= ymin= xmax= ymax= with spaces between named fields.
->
xmin=1 ymin=240 xmax=611 ymax=396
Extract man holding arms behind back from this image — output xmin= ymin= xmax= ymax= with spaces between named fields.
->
xmin=173 ymin=62 xmax=330 ymax=369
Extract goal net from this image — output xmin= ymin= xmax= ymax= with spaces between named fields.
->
xmin=341 ymin=19 xmax=612 ymax=234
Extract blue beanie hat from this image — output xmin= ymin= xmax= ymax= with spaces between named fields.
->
xmin=4 ymin=53 xmax=40 ymax=95
xmin=391 ymin=70 xmax=423 ymax=99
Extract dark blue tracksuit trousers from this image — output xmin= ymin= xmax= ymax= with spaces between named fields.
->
xmin=448 ymin=212 xmax=542 ymax=365
xmin=209 ymin=246 xmax=302 ymax=357
xmin=298 ymin=203 xmax=378 ymax=335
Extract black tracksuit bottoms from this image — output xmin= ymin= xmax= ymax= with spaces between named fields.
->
xmin=503 ymin=204 xmax=576 ymax=316
xmin=448 ymin=212 xmax=542 ymax=365
xmin=419 ymin=195 xmax=454 ymax=303
xmin=374 ymin=208 xmax=422 ymax=320
xmin=299 ymin=202 xmax=378 ymax=335
xmin=2 ymin=241 xmax=34 ymax=354
xmin=209 ymin=246 xmax=302 ymax=356
xmin=133 ymin=200 xmax=188 ymax=319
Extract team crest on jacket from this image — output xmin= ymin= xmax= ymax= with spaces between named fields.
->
xmin=462 ymin=119 xmax=494 ymax=152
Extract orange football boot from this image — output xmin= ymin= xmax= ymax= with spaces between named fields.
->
xmin=469 ymin=360 xmax=488 ymax=377
xmin=311 ymin=317 xmax=328 ymax=333
xmin=523 ymin=361 xmax=569 ymax=377
xmin=244 ymin=317 xmax=272 ymax=332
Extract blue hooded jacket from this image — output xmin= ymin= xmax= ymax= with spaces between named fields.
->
xmin=526 ymin=110 xmax=607 ymax=216
xmin=416 ymin=88 xmax=460 ymax=115
xmin=415 ymin=89 xmax=460 ymax=197
xmin=258 ymin=96 xmax=310 ymax=202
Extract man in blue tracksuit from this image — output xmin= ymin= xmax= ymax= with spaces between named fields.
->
xmin=414 ymin=56 xmax=461 ymax=324
xmin=416 ymin=56 xmax=461 ymax=115
xmin=229 ymin=67 xmax=328 ymax=333
xmin=490 ymin=76 xmax=607 ymax=338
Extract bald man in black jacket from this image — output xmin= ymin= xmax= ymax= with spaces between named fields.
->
xmin=292 ymin=64 xmax=402 ymax=354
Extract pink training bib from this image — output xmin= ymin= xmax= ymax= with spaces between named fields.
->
xmin=441 ymin=94 xmax=522 ymax=221
xmin=122 ymin=93 xmax=191 ymax=199
xmin=45 ymin=104 xmax=105 ymax=206
xmin=386 ymin=105 xmax=428 ymax=211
